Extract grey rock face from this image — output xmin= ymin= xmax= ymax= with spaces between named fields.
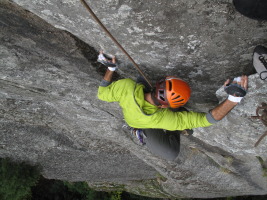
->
xmin=1 ymin=0 xmax=267 ymax=198
xmin=197 ymin=75 xmax=267 ymax=157
xmin=12 ymin=0 xmax=267 ymax=104
xmin=0 ymin=0 xmax=156 ymax=184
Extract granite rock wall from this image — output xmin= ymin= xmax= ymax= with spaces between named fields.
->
xmin=1 ymin=0 xmax=267 ymax=198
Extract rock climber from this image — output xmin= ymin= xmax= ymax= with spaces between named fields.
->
xmin=97 ymin=51 xmax=248 ymax=160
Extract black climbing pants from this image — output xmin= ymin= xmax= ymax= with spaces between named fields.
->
xmin=143 ymin=129 xmax=180 ymax=161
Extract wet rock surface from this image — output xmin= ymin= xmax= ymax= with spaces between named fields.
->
xmin=1 ymin=0 xmax=267 ymax=198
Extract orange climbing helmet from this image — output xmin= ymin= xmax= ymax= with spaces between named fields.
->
xmin=155 ymin=76 xmax=191 ymax=108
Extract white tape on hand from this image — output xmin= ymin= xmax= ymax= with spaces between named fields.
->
xmin=228 ymin=95 xmax=243 ymax=103
xmin=108 ymin=67 xmax=117 ymax=71
xmin=233 ymin=77 xmax=241 ymax=82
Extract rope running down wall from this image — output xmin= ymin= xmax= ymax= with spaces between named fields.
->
xmin=80 ymin=0 xmax=153 ymax=88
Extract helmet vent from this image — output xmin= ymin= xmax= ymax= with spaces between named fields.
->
xmin=172 ymin=93 xmax=181 ymax=100
xmin=168 ymin=80 xmax=172 ymax=91
xmin=175 ymin=99 xmax=184 ymax=103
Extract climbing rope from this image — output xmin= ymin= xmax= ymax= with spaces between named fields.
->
xmin=80 ymin=0 xmax=153 ymax=88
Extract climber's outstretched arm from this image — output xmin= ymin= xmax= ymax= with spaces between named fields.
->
xmin=210 ymin=100 xmax=238 ymax=121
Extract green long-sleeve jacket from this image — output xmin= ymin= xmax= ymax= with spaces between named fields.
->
xmin=98 ymin=78 xmax=212 ymax=130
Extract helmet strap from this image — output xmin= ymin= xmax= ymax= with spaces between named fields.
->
xmin=151 ymin=90 xmax=161 ymax=107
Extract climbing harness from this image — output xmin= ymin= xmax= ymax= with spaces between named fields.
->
xmin=80 ymin=0 xmax=153 ymax=88
xmin=251 ymin=102 xmax=267 ymax=147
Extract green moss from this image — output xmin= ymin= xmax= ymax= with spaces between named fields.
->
xmin=256 ymin=156 xmax=267 ymax=177
xmin=225 ymin=156 xmax=234 ymax=165
xmin=156 ymin=173 xmax=167 ymax=182
xmin=129 ymin=179 xmax=170 ymax=198
xmin=220 ymin=167 xmax=233 ymax=174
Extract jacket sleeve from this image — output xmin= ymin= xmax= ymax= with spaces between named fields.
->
xmin=97 ymin=82 xmax=120 ymax=102
xmin=157 ymin=110 xmax=212 ymax=130
xmin=98 ymin=79 xmax=132 ymax=102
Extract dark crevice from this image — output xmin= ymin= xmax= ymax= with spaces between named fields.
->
xmin=65 ymin=31 xmax=123 ymax=81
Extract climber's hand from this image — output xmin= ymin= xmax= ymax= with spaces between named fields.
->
xmin=224 ymin=75 xmax=248 ymax=103
xmin=97 ymin=52 xmax=117 ymax=71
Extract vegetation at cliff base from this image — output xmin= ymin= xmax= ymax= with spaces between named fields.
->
xmin=0 ymin=158 xmax=160 ymax=200
xmin=1 ymin=157 xmax=267 ymax=200
xmin=0 ymin=158 xmax=40 ymax=200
